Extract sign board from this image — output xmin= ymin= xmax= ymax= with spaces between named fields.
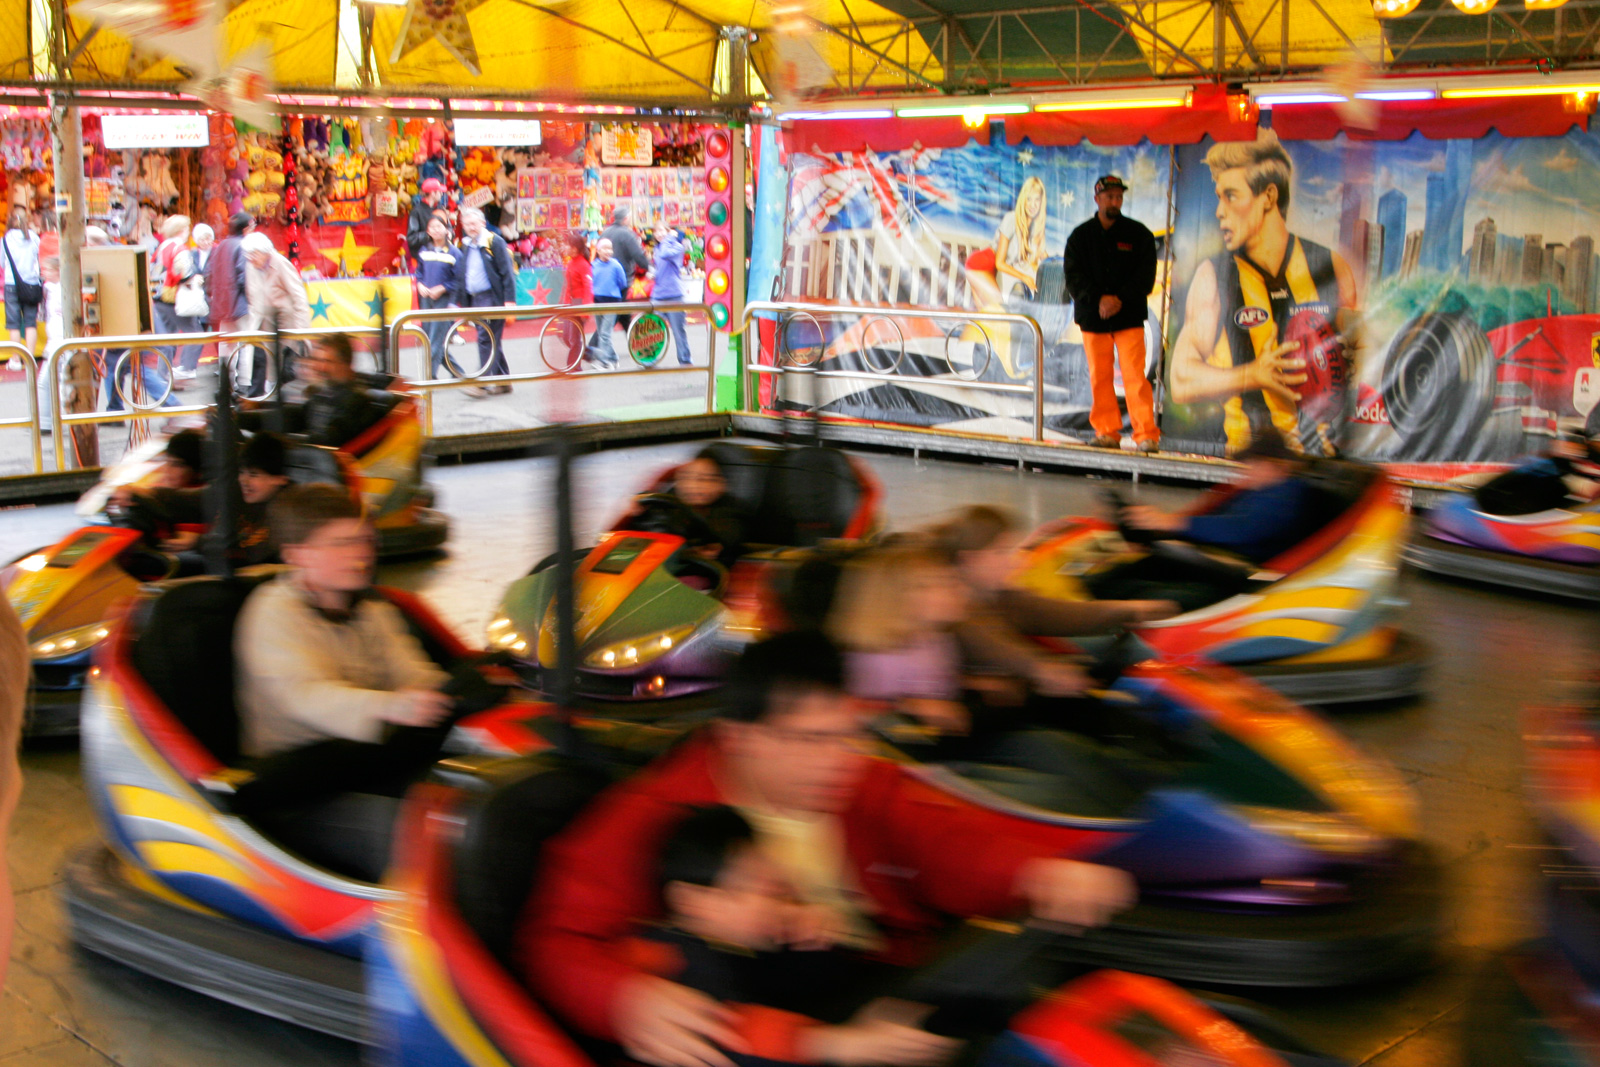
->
xmin=54 ymin=193 xmax=70 ymax=215
xmin=374 ymin=190 xmax=399 ymax=218
xmin=601 ymin=124 xmax=653 ymax=167
xmin=462 ymin=186 xmax=495 ymax=210
xmin=453 ymin=118 xmax=541 ymax=147
xmin=101 ymin=114 xmax=210 ymax=149
xmin=627 ymin=313 xmax=669 ymax=366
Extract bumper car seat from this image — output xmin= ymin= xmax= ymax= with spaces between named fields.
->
xmin=695 ymin=441 xmax=773 ymax=517
xmin=754 ymin=447 xmax=864 ymax=547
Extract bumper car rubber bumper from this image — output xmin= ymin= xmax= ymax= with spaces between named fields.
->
xmin=376 ymin=508 xmax=450 ymax=559
xmin=1405 ymin=534 xmax=1600 ymax=602
xmin=60 ymin=845 xmax=369 ymax=1044
xmin=1238 ymin=632 xmax=1432 ymax=706
xmin=1052 ymin=841 xmax=1445 ymax=987
xmin=23 ymin=685 xmax=85 ymax=738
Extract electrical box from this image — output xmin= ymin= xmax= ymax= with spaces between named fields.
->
xmin=80 ymin=270 xmax=99 ymax=328
xmin=79 ymin=246 xmax=150 ymax=336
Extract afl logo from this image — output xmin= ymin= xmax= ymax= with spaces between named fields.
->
xmin=1234 ymin=306 xmax=1270 ymax=328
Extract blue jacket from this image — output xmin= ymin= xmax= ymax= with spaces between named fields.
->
xmin=651 ymin=230 xmax=687 ymax=302
xmin=413 ymin=242 xmax=462 ymax=294
xmin=451 ymin=232 xmax=516 ymax=306
xmin=592 ymin=257 xmax=628 ymax=300
xmin=1183 ymin=477 xmax=1319 ymax=563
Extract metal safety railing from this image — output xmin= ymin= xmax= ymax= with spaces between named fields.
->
xmin=388 ymin=301 xmax=717 ymax=437
xmin=0 ymin=341 xmax=43 ymax=474
xmin=739 ymin=301 xmax=1048 ymax=442
xmin=43 ymin=326 xmax=385 ymax=472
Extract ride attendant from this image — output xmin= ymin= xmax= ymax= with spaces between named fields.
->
xmin=603 ymin=206 xmax=652 ymax=332
xmin=1062 ymin=175 xmax=1160 ymax=454
xmin=412 ymin=215 xmax=462 ymax=379
xmin=230 ymin=484 xmax=455 ymax=879
xmin=406 ymin=178 xmax=447 ymax=265
xmin=2 ymin=205 xmax=40 ymax=354
xmin=587 ymin=238 xmax=627 ymax=369
xmin=651 ymin=223 xmax=693 ymax=367
xmin=561 ymin=231 xmax=594 ymax=374
xmin=932 ymin=506 xmax=1176 ymax=695
xmin=516 ymin=630 xmax=1136 ymax=1067
xmin=629 ymin=805 xmax=961 ymax=1067
xmin=453 ymin=206 xmax=516 ymax=398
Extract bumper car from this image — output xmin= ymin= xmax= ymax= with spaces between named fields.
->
xmin=1016 ymin=462 xmax=1427 ymax=706
xmin=1406 ymin=478 xmax=1600 ymax=602
xmin=64 ymin=574 xmax=1434 ymax=1047
xmin=5 ymin=402 xmax=447 ymax=736
xmin=490 ymin=441 xmax=879 ymax=704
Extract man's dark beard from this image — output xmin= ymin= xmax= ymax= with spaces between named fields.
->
xmin=1103 ymin=207 xmax=1121 ymax=219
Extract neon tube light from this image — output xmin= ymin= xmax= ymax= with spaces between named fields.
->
xmin=1254 ymin=93 xmax=1347 ymax=106
xmin=1355 ymin=89 xmax=1437 ymax=101
xmin=1034 ymin=98 xmax=1184 ymax=112
xmin=1442 ymin=84 xmax=1600 ymax=98
xmin=895 ymin=103 xmax=1031 ymax=118
xmin=776 ymin=109 xmax=894 ymax=120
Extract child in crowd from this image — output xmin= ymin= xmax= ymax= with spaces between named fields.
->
xmin=826 ymin=538 xmax=971 ymax=736
xmin=669 ymin=448 xmax=749 ymax=565
xmin=630 ymin=805 xmax=959 ymax=1067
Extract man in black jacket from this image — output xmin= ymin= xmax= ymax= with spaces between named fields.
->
xmin=452 ymin=206 xmax=517 ymax=397
xmin=1062 ymin=175 xmax=1159 ymax=453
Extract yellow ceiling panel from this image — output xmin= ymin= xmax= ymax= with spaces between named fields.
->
xmin=1112 ymin=0 xmax=1386 ymax=77
xmin=64 ymin=0 xmax=337 ymax=86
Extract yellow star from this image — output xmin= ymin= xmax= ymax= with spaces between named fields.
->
xmin=319 ymin=228 xmax=378 ymax=278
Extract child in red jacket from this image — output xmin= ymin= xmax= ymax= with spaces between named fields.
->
xmin=627 ymin=805 xmax=958 ymax=1067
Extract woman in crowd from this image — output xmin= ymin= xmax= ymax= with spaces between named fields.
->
xmin=2 ymin=205 xmax=41 ymax=354
xmin=412 ymin=214 xmax=462 ymax=379
xmin=560 ymin=231 xmax=593 ymax=373
xmin=176 ymin=222 xmax=215 ymax=383
xmin=650 ymin=223 xmax=692 ymax=366
xmin=152 ymin=215 xmax=200 ymax=389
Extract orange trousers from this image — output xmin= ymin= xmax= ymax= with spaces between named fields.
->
xmin=1083 ymin=327 xmax=1159 ymax=443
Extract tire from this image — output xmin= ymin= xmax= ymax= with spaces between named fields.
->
xmin=1379 ymin=312 xmax=1495 ymax=462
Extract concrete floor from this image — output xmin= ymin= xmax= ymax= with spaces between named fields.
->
xmin=4 ymin=442 xmax=1588 ymax=1066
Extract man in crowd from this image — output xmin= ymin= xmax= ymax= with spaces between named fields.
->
xmin=406 ymin=178 xmax=447 ymax=264
xmin=1063 ymin=174 xmax=1160 ymax=454
xmin=244 ymin=332 xmax=387 ymax=449
xmin=208 ymin=212 xmax=254 ymax=393
xmin=517 ymin=631 xmax=1135 ymax=1067
xmin=587 ymin=237 xmax=627 ymax=368
xmin=452 ymin=206 xmax=516 ymax=398
xmin=602 ymin=206 xmax=651 ymax=331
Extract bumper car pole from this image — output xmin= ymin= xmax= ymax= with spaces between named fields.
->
xmin=548 ymin=426 xmax=582 ymax=755
xmin=205 ymin=355 xmax=238 ymax=579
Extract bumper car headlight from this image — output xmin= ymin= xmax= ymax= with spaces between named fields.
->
xmin=1231 ymin=805 xmax=1384 ymax=857
xmin=31 ymin=622 xmax=111 ymax=662
xmin=485 ymin=616 xmax=530 ymax=655
xmin=584 ymin=626 xmax=698 ymax=670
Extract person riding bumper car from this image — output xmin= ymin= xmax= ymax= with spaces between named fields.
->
xmin=1407 ymin=424 xmax=1600 ymax=601
xmin=1016 ymin=447 xmax=1427 ymax=706
xmin=489 ymin=442 xmax=880 ymax=705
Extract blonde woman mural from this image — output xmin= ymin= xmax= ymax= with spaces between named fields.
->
xmin=966 ymin=175 xmax=1049 ymax=378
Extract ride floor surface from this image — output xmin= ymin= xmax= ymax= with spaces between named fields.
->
xmin=3 ymin=442 xmax=1585 ymax=1066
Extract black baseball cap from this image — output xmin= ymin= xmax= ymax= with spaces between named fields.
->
xmin=1095 ymin=174 xmax=1128 ymax=194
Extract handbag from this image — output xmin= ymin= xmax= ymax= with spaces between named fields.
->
xmin=174 ymin=275 xmax=209 ymax=319
xmin=4 ymin=236 xmax=42 ymax=305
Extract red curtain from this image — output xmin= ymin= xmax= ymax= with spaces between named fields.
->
xmin=780 ymin=116 xmax=987 ymax=155
xmin=1268 ymin=97 xmax=1590 ymax=141
xmin=1005 ymin=85 xmax=1257 ymax=146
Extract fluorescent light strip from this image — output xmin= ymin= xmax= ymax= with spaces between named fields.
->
xmin=895 ymin=103 xmax=1031 ymax=118
xmin=1442 ymin=84 xmax=1600 ymax=98
xmin=1255 ymin=93 xmax=1348 ymax=106
xmin=1035 ymin=98 xmax=1184 ymax=113
xmin=776 ymin=109 xmax=894 ymax=121
xmin=1355 ymin=89 xmax=1436 ymax=101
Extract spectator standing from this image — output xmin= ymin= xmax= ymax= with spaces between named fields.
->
xmin=602 ymin=206 xmax=650 ymax=331
xmin=208 ymin=212 xmax=254 ymax=392
xmin=588 ymin=237 xmax=627 ymax=368
xmin=406 ymin=178 xmax=446 ymax=263
xmin=452 ymin=206 xmax=516 ymax=398
xmin=3 ymin=205 xmax=41 ymax=354
xmin=412 ymin=215 xmax=462 ymax=379
xmin=559 ymin=232 xmax=593 ymax=373
xmin=1062 ymin=174 xmax=1160 ymax=453
xmin=152 ymin=215 xmax=198 ymax=387
xmin=241 ymin=231 xmax=312 ymax=396
xmin=176 ymin=222 xmax=216 ymax=381
xmin=650 ymin=224 xmax=692 ymax=366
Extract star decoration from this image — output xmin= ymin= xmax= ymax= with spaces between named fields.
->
xmin=366 ymin=288 xmax=387 ymax=322
xmin=529 ymin=281 xmax=553 ymax=305
xmin=1017 ymin=149 xmax=1035 ymax=166
xmin=389 ymin=0 xmax=492 ymax=77
xmin=319 ymin=229 xmax=378 ymax=278
xmin=308 ymin=293 xmax=333 ymax=321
